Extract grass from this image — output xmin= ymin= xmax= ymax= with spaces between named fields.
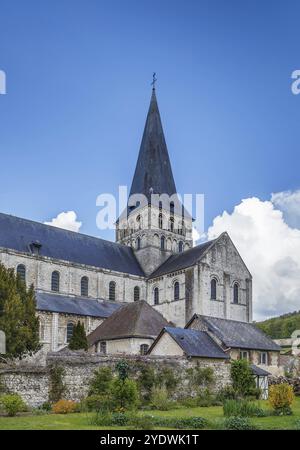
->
xmin=0 ymin=398 xmax=299 ymax=430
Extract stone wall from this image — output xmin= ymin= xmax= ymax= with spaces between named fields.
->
xmin=0 ymin=351 xmax=231 ymax=407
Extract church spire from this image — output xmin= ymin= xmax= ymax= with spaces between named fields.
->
xmin=129 ymin=83 xmax=177 ymax=203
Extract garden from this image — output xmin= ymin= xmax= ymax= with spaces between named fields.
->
xmin=0 ymin=359 xmax=299 ymax=430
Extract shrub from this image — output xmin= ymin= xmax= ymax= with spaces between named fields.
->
xmin=52 ymin=399 xmax=78 ymax=414
xmin=0 ymin=393 xmax=27 ymax=416
xmin=68 ymin=322 xmax=88 ymax=351
xmin=138 ymin=366 xmax=156 ymax=402
xmin=223 ymin=399 xmax=265 ymax=418
xmin=224 ymin=416 xmax=257 ymax=430
xmin=130 ymin=415 xmax=155 ymax=430
xmin=269 ymin=384 xmax=294 ymax=415
xmin=116 ymin=360 xmax=130 ymax=382
xmin=110 ymin=378 xmax=139 ymax=410
xmin=155 ymin=367 xmax=178 ymax=393
xmin=83 ymin=394 xmax=111 ymax=412
xmin=88 ymin=367 xmax=113 ymax=396
xmin=111 ymin=412 xmax=129 ymax=426
xmin=216 ymin=386 xmax=237 ymax=402
xmin=150 ymin=386 xmax=171 ymax=411
xmin=40 ymin=401 xmax=52 ymax=412
xmin=230 ymin=360 xmax=256 ymax=397
xmin=49 ymin=365 xmax=66 ymax=403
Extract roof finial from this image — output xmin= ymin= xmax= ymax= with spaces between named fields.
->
xmin=151 ymin=72 xmax=157 ymax=90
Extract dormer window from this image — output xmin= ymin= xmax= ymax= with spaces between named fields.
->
xmin=29 ymin=241 xmax=42 ymax=255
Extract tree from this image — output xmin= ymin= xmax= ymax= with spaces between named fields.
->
xmin=68 ymin=321 xmax=88 ymax=351
xmin=230 ymin=359 xmax=256 ymax=397
xmin=0 ymin=263 xmax=40 ymax=359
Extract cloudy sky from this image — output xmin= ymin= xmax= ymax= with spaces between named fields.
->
xmin=1 ymin=1 xmax=300 ymax=320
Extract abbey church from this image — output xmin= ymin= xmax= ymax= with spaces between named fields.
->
xmin=0 ymin=87 xmax=281 ymax=375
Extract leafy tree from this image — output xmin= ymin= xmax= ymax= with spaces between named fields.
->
xmin=116 ymin=360 xmax=130 ymax=381
xmin=0 ymin=263 xmax=40 ymax=358
xmin=68 ymin=321 xmax=88 ymax=351
xmin=230 ymin=359 xmax=256 ymax=397
xmin=88 ymin=367 xmax=113 ymax=396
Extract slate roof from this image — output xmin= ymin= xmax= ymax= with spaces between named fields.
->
xmin=87 ymin=300 xmax=170 ymax=345
xmin=129 ymin=88 xmax=177 ymax=204
xmin=149 ymin=239 xmax=215 ymax=278
xmin=161 ymin=327 xmax=229 ymax=359
xmin=36 ymin=292 xmax=122 ymax=318
xmin=251 ymin=364 xmax=270 ymax=377
xmin=190 ymin=315 xmax=281 ymax=352
xmin=0 ymin=212 xmax=144 ymax=276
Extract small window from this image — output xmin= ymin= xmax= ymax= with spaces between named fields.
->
xmin=158 ymin=213 xmax=163 ymax=229
xmin=174 ymin=281 xmax=180 ymax=301
xmin=233 ymin=283 xmax=239 ymax=304
xmin=169 ymin=217 xmax=174 ymax=232
xmin=109 ymin=281 xmax=116 ymax=301
xmin=154 ymin=287 xmax=159 ymax=305
xmin=159 ymin=201 xmax=163 ymax=210
xmin=100 ymin=341 xmax=107 ymax=355
xmin=259 ymin=352 xmax=268 ymax=365
xmin=66 ymin=322 xmax=74 ymax=343
xmin=51 ymin=271 xmax=60 ymax=292
xmin=240 ymin=350 xmax=249 ymax=360
xmin=211 ymin=278 xmax=217 ymax=300
xmin=140 ymin=344 xmax=149 ymax=355
xmin=136 ymin=237 xmax=141 ymax=250
xmin=136 ymin=215 xmax=141 ymax=229
xmin=160 ymin=235 xmax=165 ymax=250
xmin=170 ymin=201 xmax=174 ymax=215
xmin=178 ymin=241 xmax=183 ymax=253
xmin=134 ymin=286 xmax=140 ymax=302
xmin=16 ymin=264 xmax=26 ymax=283
xmin=81 ymin=276 xmax=89 ymax=297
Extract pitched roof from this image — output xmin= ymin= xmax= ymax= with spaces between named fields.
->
xmin=87 ymin=300 xmax=170 ymax=345
xmin=251 ymin=364 xmax=270 ymax=377
xmin=129 ymin=89 xmax=177 ymax=203
xmin=190 ymin=315 xmax=281 ymax=352
xmin=36 ymin=291 xmax=122 ymax=318
xmin=161 ymin=327 xmax=229 ymax=359
xmin=0 ymin=212 xmax=144 ymax=276
xmin=149 ymin=239 xmax=215 ymax=278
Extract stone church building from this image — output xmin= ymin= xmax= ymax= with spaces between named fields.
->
xmin=0 ymin=86 xmax=280 ymax=374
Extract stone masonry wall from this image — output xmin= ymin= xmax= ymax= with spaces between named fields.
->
xmin=0 ymin=351 xmax=231 ymax=408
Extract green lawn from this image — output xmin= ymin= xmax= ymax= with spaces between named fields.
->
xmin=0 ymin=398 xmax=300 ymax=430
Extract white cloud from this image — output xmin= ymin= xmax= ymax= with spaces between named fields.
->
xmin=207 ymin=193 xmax=300 ymax=321
xmin=44 ymin=211 xmax=82 ymax=232
xmin=271 ymin=190 xmax=300 ymax=229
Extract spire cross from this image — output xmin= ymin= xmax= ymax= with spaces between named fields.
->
xmin=151 ymin=72 xmax=157 ymax=89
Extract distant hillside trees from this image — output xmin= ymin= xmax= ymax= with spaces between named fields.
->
xmin=0 ymin=263 xmax=40 ymax=358
xmin=256 ymin=311 xmax=300 ymax=339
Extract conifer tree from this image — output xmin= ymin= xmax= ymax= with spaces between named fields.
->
xmin=68 ymin=321 xmax=88 ymax=351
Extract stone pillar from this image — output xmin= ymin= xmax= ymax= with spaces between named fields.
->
xmin=51 ymin=313 xmax=59 ymax=351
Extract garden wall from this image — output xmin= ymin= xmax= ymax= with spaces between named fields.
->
xmin=0 ymin=351 xmax=231 ymax=407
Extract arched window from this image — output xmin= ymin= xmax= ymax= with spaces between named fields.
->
xmin=109 ymin=281 xmax=116 ymax=301
xmin=134 ymin=286 xmax=140 ymax=302
xmin=174 ymin=281 xmax=180 ymax=301
xmin=81 ymin=276 xmax=89 ymax=296
xmin=160 ymin=235 xmax=165 ymax=250
xmin=169 ymin=217 xmax=174 ymax=232
xmin=136 ymin=215 xmax=141 ymax=229
xmin=16 ymin=264 xmax=26 ymax=283
xmin=158 ymin=213 xmax=163 ymax=229
xmin=178 ymin=241 xmax=184 ymax=253
xmin=140 ymin=344 xmax=149 ymax=355
xmin=154 ymin=287 xmax=159 ymax=305
xmin=170 ymin=201 xmax=174 ymax=215
xmin=51 ymin=271 xmax=60 ymax=292
xmin=66 ymin=322 xmax=74 ymax=343
xmin=136 ymin=237 xmax=141 ymax=250
xmin=211 ymin=278 xmax=217 ymax=300
xmin=233 ymin=283 xmax=239 ymax=304
xmin=159 ymin=201 xmax=163 ymax=210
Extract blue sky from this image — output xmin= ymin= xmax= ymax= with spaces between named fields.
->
xmin=0 ymin=0 xmax=299 ymax=242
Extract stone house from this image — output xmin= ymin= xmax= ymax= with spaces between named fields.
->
xmin=87 ymin=300 xmax=170 ymax=356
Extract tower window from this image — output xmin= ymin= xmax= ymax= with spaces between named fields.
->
xmin=233 ymin=283 xmax=239 ymax=304
xmin=174 ymin=281 xmax=180 ymax=301
xmin=51 ymin=271 xmax=60 ymax=292
xmin=160 ymin=235 xmax=165 ymax=250
xmin=109 ymin=281 xmax=116 ymax=301
xmin=158 ymin=213 xmax=163 ymax=229
xmin=134 ymin=286 xmax=140 ymax=302
xmin=211 ymin=278 xmax=217 ymax=300
xmin=136 ymin=215 xmax=141 ymax=229
xmin=136 ymin=237 xmax=141 ymax=250
xmin=170 ymin=201 xmax=174 ymax=215
xmin=154 ymin=287 xmax=159 ymax=305
xmin=66 ymin=322 xmax=74 ymax=343
xmin=81 ymin=276 xmax=89 ymax=297
xmin=178 ymin=241 xmax=183 ymax=253
xmin=169 ymin=217 xmax=174 ymax=232
xmin=140 ymin=344 xmax=149 ymax=355
xmin=16 ymin=264 xmax=26 ymax=283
